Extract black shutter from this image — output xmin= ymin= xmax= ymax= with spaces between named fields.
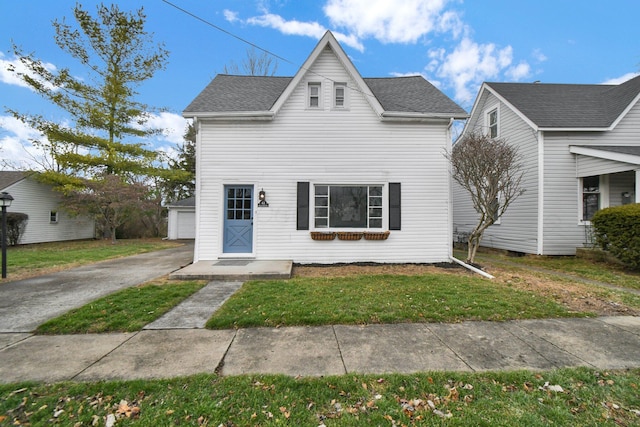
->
xmin=389 ymin=182 xmax=401 ymax=230
xmin=297 ymin=182 xmax=310 ymax=230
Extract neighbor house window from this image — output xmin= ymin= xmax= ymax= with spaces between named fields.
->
xmin=308 ymin=82 xmax=321 ymax=108
xmin=314 ymin=185 xmax=383 ymax=229
xmin=50 ymin=210 xmax=58 ymax=223
xmin=582 ymin=176 xmax=600 ymax=221
xmin=488 ymin=108 xmax=498 ymax=138
xmin=334 ymin=82 xmax=347 ymax=108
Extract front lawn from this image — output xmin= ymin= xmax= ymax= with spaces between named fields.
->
xmin=1 ymin=368 xmax=639 ymax=426
xmin=3 ymin=238 xmax=183 ymax=282
xmin=206 ymin=273 xmax=588 ymax=329
xmin=36 ymin=280 xmax=206 ymax=334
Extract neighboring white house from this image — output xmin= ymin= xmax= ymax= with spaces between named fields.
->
xmin=454 ymin=75 xmax=640 ymax=255
xmin=166 ymin=196 xmax=195 ymax=240
xmin=0 ymin=171 xmax=95 ymax=244
xmin=183 ymin=31 xmax=467 ymax=264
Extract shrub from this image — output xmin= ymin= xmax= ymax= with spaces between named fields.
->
xmin=1 ymin=212 xmax=29 ymax=246
xmin=592 ymin=203 xmax=640 ymax=270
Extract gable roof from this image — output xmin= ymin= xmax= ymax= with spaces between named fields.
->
xmin=167 ymin=196 xmax=195 ymax=208
xmin=184 ymin=31 xmax=467 ymax=120
xmin=0 ymin=171 xmax=29 ymax=191
xmin=483 ymin=74 xmax=640 ymax=130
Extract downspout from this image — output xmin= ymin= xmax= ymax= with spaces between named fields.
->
xmin=446 ymin=117 xmax=454 ymax=259
xmin=537 ymin=130 xmax=544 ymax=255
xmin=449 ymin=255 xmax=495 ymax=279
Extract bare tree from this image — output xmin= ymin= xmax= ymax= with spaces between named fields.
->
xmin=447 ymin=132 xmax=525 ymax=263
xmin=223 ymin=47 xmax=278 ymax=76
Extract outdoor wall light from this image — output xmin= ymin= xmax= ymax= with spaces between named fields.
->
xmin=258 ymin=189 xmax=269 ymax=207
xmin=1 ymin=191 xmax=14 ymax=279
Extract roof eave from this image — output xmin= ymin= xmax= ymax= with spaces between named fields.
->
xmin=381 ymin=111 xmax=469 ymax=122
xmin=539 ymin=126 xmax=611 ymax=132
xmin=183 ymin=111 xmax=275 ymax=121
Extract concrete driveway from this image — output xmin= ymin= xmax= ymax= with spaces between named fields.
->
xmin=0 ymin=243 xmax=194 ymax=333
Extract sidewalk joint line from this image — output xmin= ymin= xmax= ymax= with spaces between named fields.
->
xmin=424 ymin=324 xmax=475 ymax=372
xmin=214 ymin=329 xmax=238 ymax=376
xmin=331 ymin=326 xmax=348 ymax=375
xmin=70 ymin=331 xmax=142 ymax=381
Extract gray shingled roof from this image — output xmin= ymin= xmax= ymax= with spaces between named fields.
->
xmin=167 ymin=196 xmax=195 ymax=208
xmin=0 ymin=171 xmax=28 ymax=191
xmin=184 ymin=74 xmax=467 ymax=117
xmin=581 ymin=145 xmax=640 ymax=157
xmin=486 ymin=74 xmax=640 ymax=128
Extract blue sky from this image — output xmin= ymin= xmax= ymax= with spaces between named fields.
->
xmin=1 ymin=0 xmax=639 ymax=169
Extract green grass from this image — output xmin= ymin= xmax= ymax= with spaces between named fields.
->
xmin=1 ymin=368 xmax=638 ymax=426
xmin=36 ymin=281 xmax=206 ymax=334
xmin=3 ymin=239 xmax=182 ymax=281
xmin=467 ymin=250 xmax=640 ymax=291
xmin=206 ymin=274 xmax=588 ymax=329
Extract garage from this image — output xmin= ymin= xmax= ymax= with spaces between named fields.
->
xmin=167 ymin=197 xmax=195 ymax=240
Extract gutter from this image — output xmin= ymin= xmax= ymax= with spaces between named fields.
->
xmin=449 ymin=256 xmax=495 ymax=279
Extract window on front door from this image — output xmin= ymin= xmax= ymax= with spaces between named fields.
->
xmin=314 ymin=185 xmax=383 ymax=229
xmin=582 ymin=175 xmax=600 ymax=221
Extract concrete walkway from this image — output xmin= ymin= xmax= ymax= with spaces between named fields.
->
xmin=0 ymin=316 xmax=638 ymax=383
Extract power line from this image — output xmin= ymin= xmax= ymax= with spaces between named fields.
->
xmin=160 ymin=0 xmax=454 ymax=115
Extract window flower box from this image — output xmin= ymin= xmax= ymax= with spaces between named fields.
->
xmin=336 ymin=232 xmax=363 ymax=241
xmin=310 ymin=231 xmax=336 ymax=241
xmin=363 ymin=231 xmax=390 ymax=240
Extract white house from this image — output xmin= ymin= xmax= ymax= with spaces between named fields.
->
xmin=454 ymin=75 xmax=640 ymax=255
xmin=166 ymin=196 xmax=195 ymax=240
xmin=0 ymin=171 xmax=95 ymax=244
xmin=183 ymin=31 xmax=467 ymax=264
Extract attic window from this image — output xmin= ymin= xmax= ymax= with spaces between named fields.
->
xmin=488 ymin=109 xmax=498 ymax=138
xmin=334 ymin=82 xmax=347 ymax=109
xmin=308 ymin=82 xmax=321 ymax=108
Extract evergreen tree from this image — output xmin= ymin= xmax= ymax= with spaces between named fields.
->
xmin=8 ymin=3 xmax=169 ymax=187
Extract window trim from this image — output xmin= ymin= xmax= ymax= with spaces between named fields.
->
xmin=580 ymin=175 xmax=609 ymax=224
xmin=487 ymin=107 xmax=499 ymax=138
xmin=307 ymin=82 xmax=321 ymax=109
xmin=312 ymin=184 xmax=386 ymax=231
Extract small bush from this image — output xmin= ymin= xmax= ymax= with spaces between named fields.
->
xmin=0 ymin=212 xmax=29 ymax=246
xmin=592 ymin=203 xmax=640 ymax=270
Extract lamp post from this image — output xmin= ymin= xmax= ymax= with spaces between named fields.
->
xmin=1 ymin=191 xmax=14 ymax=279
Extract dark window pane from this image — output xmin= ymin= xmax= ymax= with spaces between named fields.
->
xmin=236 ymin=200 xmax=243 ymax=209
xmin=235 ymin=189 xmax=243 ymax=198
xmin=244 ymin=200 xmax=251 ymax=209
xmin=369 ymin=219 xmax=382 ymax=228
xmin=370 ymin=186 xmax=382 ymax=197
xmin=227 ymin=211 xmax=234 ymax=220
xmin=370 ymin=197 xmax=382 ymax=206
xmin=369 ymin=207 xmax=382 ymax=218
xmin=315 ymin=207 xmax=328 ymax=217
xmin=227 ymin=188 xmax=235 ymax=198
xmin=315 ymin=196 xmax=328 ymax=206
xmin=315 ymin=218 xmax=328 ymax=228
xmin=315 ymin=186 xmax=328 ymax=196
xmin=244 ymin=210 xmax=251 ymax=219
xmin=583 ymin=194 xmax=599 ymax=221
xmin=329 ymin=186 xmax=367 ymax=228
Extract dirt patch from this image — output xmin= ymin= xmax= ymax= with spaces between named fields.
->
xmin=293 ymin=263 xmax=640 ymax=317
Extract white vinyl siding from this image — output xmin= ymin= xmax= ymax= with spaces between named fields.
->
xmin=196 ymin=47 xmax=452 ymax=263
xmin=453 ymin=92 xmax=539 ymax=254
xmin=543 ymin=101 xmax=640 ymax=254
xmin=3 ymin=178 xmax=94 ymax=244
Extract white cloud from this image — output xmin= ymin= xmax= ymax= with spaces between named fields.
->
xmin=244 ymin=13 xmax=365 ymax=51
xmin=531 ymin=48 xmax=547 ymax=63
xmin=0 ymin=51 xmax=58 ymax=91
xmin=0 ymin=115 xmax=50 ymax=171
xmin=429 ymin=37 xmax=528 ymax=105
xmin=601 ymin=72 xmax=640 ymax=85
xmin=223 ymin=9 xmax=239 ymax=23
xmin=137 ymin=112 xmax=189 ymax=145
xmin=323 ymin=0 xmax=451 ymax=43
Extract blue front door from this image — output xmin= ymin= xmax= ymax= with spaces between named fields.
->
xmin=223 ymin=185 xmax=253 ymax=253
